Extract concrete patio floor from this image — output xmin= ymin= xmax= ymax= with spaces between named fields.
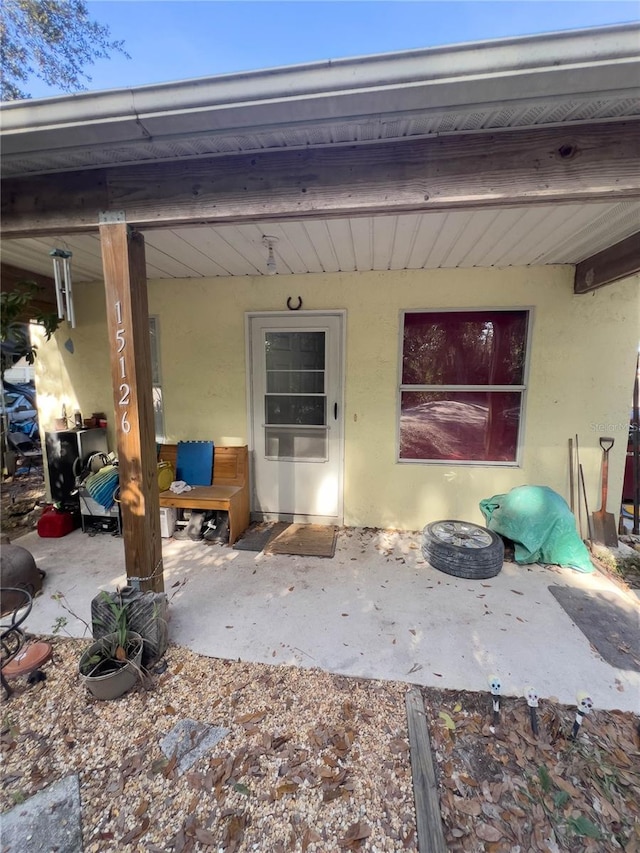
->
xmin=12 ymin=526 xmax=640 ymax=713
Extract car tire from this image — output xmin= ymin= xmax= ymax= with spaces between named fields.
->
xmin=422 ymin=520 xmax=504 ymax=579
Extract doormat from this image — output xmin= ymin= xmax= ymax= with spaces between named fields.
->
xmin=266 ymin=524 xmax=338 ymax=558
xmin=233 ymin=522 xmax=290 ymax=552
xmin=548 ymin=585 xmax=640 ymax=672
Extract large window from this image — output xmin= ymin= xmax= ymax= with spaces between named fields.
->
xmin=399 ymin=310 xmax=530 ymax=464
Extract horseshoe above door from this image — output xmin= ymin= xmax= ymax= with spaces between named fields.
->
xmin=287 ymin=296 xmax=303 ymax=311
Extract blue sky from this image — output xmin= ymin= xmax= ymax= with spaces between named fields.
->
xmin=26 ymin=1 xmax=640 ymax=98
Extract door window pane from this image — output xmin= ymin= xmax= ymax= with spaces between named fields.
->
xmin=265 ymin=427 xmax=328 ymax=460
xmin=267 ymin=370 xmax=324 ymax=394
xmin=266 ymin=395 xmax=326 ymax=425
xmin=265 ymin=332 xmax=325 ymax=371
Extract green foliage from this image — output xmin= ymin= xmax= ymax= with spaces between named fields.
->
xmin=97 ymin=589 xmax=128 ymax=650
xmin=552 ymin=790 xmax=570 ymax=809
xmin=1 ymin=0 xmax=129 ymax=101
xmin=0 ymin=280 xmax=60 ymax=377
xmin=51 ymin=615 xmax=68 ymax=635
xmin=567 ymin=815 xmax=602 ymax=839
xmin=537 ymin=764 xmax=552 ymax=793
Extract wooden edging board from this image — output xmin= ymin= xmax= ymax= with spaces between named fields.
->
xmin=405 ymin=687 xmax=447 ymax=853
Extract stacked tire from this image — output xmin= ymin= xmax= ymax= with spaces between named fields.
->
xmin=421 ymin=520 xmax=504 ymax=579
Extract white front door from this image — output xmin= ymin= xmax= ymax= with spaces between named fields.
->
xmin=249 ymin=312 xmax=344 ymax=523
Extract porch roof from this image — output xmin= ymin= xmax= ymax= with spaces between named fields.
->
xmin=1 ymin=23 xmax=639 ymax=179
xmin=1 ymin=23 xmax=639 ymax=290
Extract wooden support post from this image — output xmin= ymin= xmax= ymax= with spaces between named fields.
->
xmin=99 ymin=217 xmax=163 ymax=593
xmin=405 ymin=687 xmax=447 ymax=853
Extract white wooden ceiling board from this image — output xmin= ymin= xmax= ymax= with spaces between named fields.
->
xmin=141 ymin=237 xmax=205 ymax=278
xmin=436 ymin=211 xmax=480 ymax=267
xmin=302 ymin=220 xmax=340 ymax=272
xmin=372 ymin=217 xmax=396 ymax=271
xmin=2 ymin=236 xmax=101 ymax=281
xmin=461 ymin=210 xmax=523 ymax=267
xmin=534 ymin=202 xmax=640 ymax=264
xmin=482 ymin=208 xmax=544 ymax=267
xmin=281 ymin=221 xmax=325 ymax=273
xmin=440 ymin=209 xmax=502 ymax=268
xmin=407 ymin=212 xmax=446 ymax=268
xmin=349 ymin=217 xmax=374 ymax=271
xmin=482 ymin=208 xmax=563 ymax=267
xmin=177 ymin=227 xmax=258 ymax=276
xmin=388 ymin=214 xmax=422 ymax=270
xmin=146 ymin=228 xmax=238 ymax=276
xmin=423 ymin=212 xmax=470 ymax=268
xmin=521 ymin=203 xmax=617 ymax=265
xmin=566 ymin=202 xmax=640 ymax=263
xmin=403 ymin=213 xmax=438 ymax=268
xmin=2 ymin=239 xmax=54 ymax=277
xmin=325 ymin=219 xmax=356 ymax=272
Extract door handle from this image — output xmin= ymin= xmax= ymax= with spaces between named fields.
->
xmin=334 ymin=402 xmax=338 ymax=420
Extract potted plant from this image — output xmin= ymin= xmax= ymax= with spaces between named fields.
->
xmin=78 ymin=591 xmax=144 ymax=700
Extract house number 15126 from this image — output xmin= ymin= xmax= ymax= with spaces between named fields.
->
xmin=114 ymin=300 xmax=131 ymax=434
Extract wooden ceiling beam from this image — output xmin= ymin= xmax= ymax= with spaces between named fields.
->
xmin=574 ymin=232 xmax=640 ymax=293
xmin=2 ymin=120 xmax=639 ymax=238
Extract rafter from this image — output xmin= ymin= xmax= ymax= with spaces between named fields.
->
xmin=574 ymin=232 xmax=640 ymax=293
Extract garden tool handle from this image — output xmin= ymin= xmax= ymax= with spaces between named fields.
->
xmin=599 ymin=436 xmax=614 ymax=453
xmin=599 ymin=436 xmax=614 ymax=509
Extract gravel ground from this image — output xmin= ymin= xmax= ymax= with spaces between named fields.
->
xmin=1 ymin=638 xmax=417 ymax=852
xmin=2 ymin=637 xmax=639 ymax=852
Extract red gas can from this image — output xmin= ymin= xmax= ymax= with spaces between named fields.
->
xmin=37 ymin=506 xmax=78 ymax=538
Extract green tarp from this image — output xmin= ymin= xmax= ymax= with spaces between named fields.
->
xmin=479 ymin=485 xmax=594 ymax=573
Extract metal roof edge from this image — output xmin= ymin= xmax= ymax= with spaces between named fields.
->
xmin=1 ymin=22 xmax=638 ymax=136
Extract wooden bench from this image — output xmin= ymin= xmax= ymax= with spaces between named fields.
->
xmin=158 ymin=444 xmax=250 ymax=545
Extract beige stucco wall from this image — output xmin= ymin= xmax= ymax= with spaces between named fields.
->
xmin=35 ymin=266 xmax=639 ymax=529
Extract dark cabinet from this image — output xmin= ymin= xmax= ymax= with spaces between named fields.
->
xmin=45 ymin=428 xmax=109 ymax=502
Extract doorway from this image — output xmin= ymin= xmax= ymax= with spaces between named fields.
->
xmin=248 ymin=312 xmax=344 ymax=523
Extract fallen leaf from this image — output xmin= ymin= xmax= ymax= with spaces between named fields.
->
xmin=510 ymin=589 xmax=524 ymax=595
xmin=275 ymin=781 xmax=298 ymax=798
xmin=195 ymin=828 xmax=218 ymax=846
xmin=455 ymin=799 xmax=482 ymax=816
xmin=338 ymin=821 xmax=371 ymax=847
xmin=439 ymin=711 xmax=456 ymax=731
xmin=121 ymin=817 xmax=150 ymax=844
xmin=163 ymin=751 xmax=178 ymax=778
xmin=475 ymin=823 xmax=503 ymax=842
xmin=134 ymin=799 xmax=149 ymax=818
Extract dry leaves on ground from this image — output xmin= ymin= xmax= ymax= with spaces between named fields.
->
xmin=1 ymin=638 xmax=416 ymax=852
xmin=0 ymin=468 xmax=46 ymax=540
xmin=423 ymin=686 xmax=640 ymax=853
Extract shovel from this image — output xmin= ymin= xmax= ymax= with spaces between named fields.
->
xmin=592 ymin=437 xmax=618 ymax=547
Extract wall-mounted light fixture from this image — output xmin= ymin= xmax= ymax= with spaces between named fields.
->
xmin=49 ymin=248 xmax=76 ymax=328
xmin=262 ymin=236 xmax=278 ymax=276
